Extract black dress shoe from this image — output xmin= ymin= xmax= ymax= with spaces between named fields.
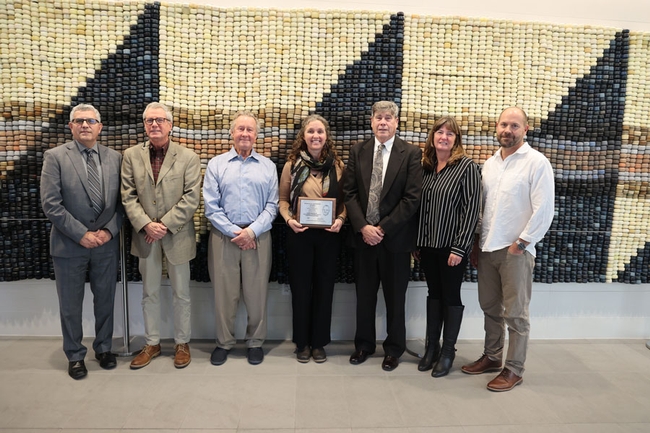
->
xmin=382 ymin=355 xmax=399 ymax=371
xmin=296 ymin=347 xmax=311 ymax=363
xmin=210 ymin=347 xmax=229 ymax=366
xmin=95 ymin=352 xmax=117 ymax=370
xmin=311 ymin=347 xmax=327 ymax=363
xmin=68 ymin=360 xmax=88 ymax=380
xmin=349 ymin=349 xmax=372 ymax=365
xmin=247 ymin=347 xmax=264 ymax=365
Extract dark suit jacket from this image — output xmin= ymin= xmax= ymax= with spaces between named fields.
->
xmin=40 ymin=141 xmax=123 ymax=258
xmin=343 ymin=136 xmax=422 ymax=253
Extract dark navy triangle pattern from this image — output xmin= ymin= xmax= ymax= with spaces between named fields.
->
xmin=528 ymin=30 xmax=629 ymax=283
xmin=271 ymin=13 xmax=406 ymax=286
xmin=40 ymin=1 xmax=161 ymax=152
xmin=0 ymin=2 xmax=162 ymax=282
xmin=315 ymin=12 xmax=405 ymax=132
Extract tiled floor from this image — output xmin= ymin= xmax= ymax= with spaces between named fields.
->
xmin=1 ymin=338 xmax=650 ymax=432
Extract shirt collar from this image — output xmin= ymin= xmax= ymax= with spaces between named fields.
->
xmin=497 ymin=141 xmax=530 ymax=160
xmin=75 ymin=140 xmax=98 ymax=154
xmin=149 ymin=141 xmax=168 ymax=154
xmin=374 ymin=135 xmax=395 ymax=152
xmin=227 ymin=146 xmax=260 ymax=162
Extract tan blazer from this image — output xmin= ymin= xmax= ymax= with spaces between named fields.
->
xmin=121 ymin=140 xmax=201 ymax=265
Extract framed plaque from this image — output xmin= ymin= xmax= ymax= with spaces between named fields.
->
xmin=297 ymin=197 xmax=336 ymax=228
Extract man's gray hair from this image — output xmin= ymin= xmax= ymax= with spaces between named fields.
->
xmin=143 ymin=102 xmax=173 ymax=122
xmin=229 ymin=110 xmax=260 ymax=134
xmin=70 ymin=104 xmax=101 ymax=123
xmin=371 ymin=101 xmax=399 ymax=118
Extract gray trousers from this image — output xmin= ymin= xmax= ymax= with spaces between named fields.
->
xmin=52 ymin=246 xmax=118 ymax=362
xmin=208 ymin=229 xmax=272 ymax=350
xmin=477 ymin=247 xmax=534 ymax=377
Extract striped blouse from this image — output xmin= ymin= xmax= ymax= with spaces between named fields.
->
xmin=417 ymin=156 xmax=482 ymax=257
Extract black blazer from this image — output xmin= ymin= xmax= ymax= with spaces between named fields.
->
xmin=343 ymin=136 xmax=422 ymax=252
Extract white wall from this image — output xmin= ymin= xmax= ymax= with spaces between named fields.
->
xmin=1 ymin=279 xmax=648 ymax=340
xmin=181 ymin=0 xmax=650 ymax=32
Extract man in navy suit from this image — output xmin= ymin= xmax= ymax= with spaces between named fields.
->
xmin=41 ymin=103 xmax=123 ymax=379
xmin=343 ymin=101 xmax=422 ymax=371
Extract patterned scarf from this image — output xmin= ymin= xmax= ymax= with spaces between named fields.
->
xmin=289 ymin=150 xmax=339 ymax=216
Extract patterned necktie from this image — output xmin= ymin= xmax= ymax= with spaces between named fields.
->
xmin=365 ymin=143 xmax=384 ymax=225
xmin=85 ymin=148 xmax=104 ymax=216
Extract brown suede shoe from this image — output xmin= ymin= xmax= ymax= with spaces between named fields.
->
xmin=461 ymin=354 xmax=502 ymax=375
xmin=487 ymin=368 xmax=522 ymax=392
xmin=174 ymin=343 xmax=191 ymax=368
xmin=130 ymin=344 xmax=161 ymax=370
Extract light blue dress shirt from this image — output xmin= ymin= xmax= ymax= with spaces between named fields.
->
xmin=203 ymin=147 xmax=279 ymax=238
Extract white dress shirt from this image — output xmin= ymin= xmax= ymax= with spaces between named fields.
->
xmin=479 ymin=142 xmax=555 ymax=257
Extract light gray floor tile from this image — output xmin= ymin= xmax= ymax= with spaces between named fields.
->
xmin=388 ymin=375 xmax=463 ymax=427
xmin=237 ymin=375 xmax=297 ymax=429
xmin=295 ymin=375 xmax=351 ymax=429
xmin=1 ymin=338 xmax=649 ymax=432
xmin=343 ymin=376 xmax=406 ymax=428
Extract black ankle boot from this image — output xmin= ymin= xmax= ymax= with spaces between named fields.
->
xmin=418 ymin=298 xmax=442 ymax=371
xmin=432 ymin=305 xmax=464 ymax=377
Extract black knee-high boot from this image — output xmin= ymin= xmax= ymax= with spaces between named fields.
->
xmin=418 ymin=298 xmax=442 ymax=371
xmin=432 ymin=305 xmax=464 ymax=377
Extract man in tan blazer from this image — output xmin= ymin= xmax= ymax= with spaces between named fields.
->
xmin=121 ymin=102 xmax=201 ymax=369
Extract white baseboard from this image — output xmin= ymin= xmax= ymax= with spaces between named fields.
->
xmin=1 ymin=280 xmax=649 ymax=340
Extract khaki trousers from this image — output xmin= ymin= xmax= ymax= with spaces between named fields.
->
xmin=139 ymin=239 xmax=192 ymax=345
xmin=477 ymin=247 xmax=534 ymax=377
xmin=208 ymin=229 xmax=272 ymax=350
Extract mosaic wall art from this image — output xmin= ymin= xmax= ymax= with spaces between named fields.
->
xmin=1 ymin=0 xmax=650 ymax=283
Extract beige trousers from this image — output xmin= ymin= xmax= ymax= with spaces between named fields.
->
xmin=139 ymin=239 xmax=191 ymax=345
xmin=477 ymin=247 xmax=534 ymax=377
xmin=208 ymin=229 xmax=272 ymax=350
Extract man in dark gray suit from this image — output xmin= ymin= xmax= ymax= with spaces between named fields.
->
xmin=40 ymin=103 xmax=123 ymax=379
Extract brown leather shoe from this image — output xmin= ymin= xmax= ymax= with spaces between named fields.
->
xmin=130 ymin=344 xmax=161 ymax=370
xmin=461 ymin=354 xmax=502 ymax=375
xmin=487 ymin=368 xmax=522 ymax=392
xmin=174 ymin=343 xmax=191 ymax=368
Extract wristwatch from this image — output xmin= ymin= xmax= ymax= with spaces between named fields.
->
xmin=516 ymin=240 xmax=527 ymax=251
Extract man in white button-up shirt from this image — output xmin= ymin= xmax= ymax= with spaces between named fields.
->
xmin=463 ymin=107 xmax=554 ymax=392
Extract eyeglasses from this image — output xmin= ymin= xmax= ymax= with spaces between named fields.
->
xmin=144 ymin=117 xmax=170 ymax=125
xmin=71 ymin=118 xmax=100 ymax=125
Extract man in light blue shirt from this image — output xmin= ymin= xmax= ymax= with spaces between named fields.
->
xmin=203 ymin=110 xmax=279 ymax=366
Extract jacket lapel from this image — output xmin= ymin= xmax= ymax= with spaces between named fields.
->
xmin=139 ymin=142 xmax=155 ymax=183
xmin=360 ymin=139 xmax=375 ymax=194
xmin=156 ymin=141 xmax=177 ymax=183
xmin=97 ymin=145 xmax=112 ymax=202
xmin=381 ymin=137 xmax=405 ymax=200
xmin=65 ymin=142 xmax=91 ymax=197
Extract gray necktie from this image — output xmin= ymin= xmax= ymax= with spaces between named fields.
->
xmin=85 ymin=148 xmax=104 ymax=216
xmin=365 ymin=143 xmax=384 ymax=225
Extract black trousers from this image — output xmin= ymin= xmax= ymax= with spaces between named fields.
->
xmin=353 ymin=243 xmax=410 ymax=358
xmin=287 ymin=228 xmax=341 ymax=349
xmin=419 ymin=247 xmax=466 ymax=307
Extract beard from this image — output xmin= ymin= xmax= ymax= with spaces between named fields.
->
xmin=497 ymin=133 xmax=521 ymax=148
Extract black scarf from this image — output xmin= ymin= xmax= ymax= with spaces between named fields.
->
xmin=289 ymin=150 xmax=339 ymax=216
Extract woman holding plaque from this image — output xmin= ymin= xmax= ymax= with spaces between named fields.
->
xmin=279 ymin=114 xmax=346 ymax=363
xmin=416 ymin=116 xmax=481 ymax=377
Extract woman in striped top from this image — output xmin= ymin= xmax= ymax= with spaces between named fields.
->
xmin=416 ymin=116 xmax=481 ymax=377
